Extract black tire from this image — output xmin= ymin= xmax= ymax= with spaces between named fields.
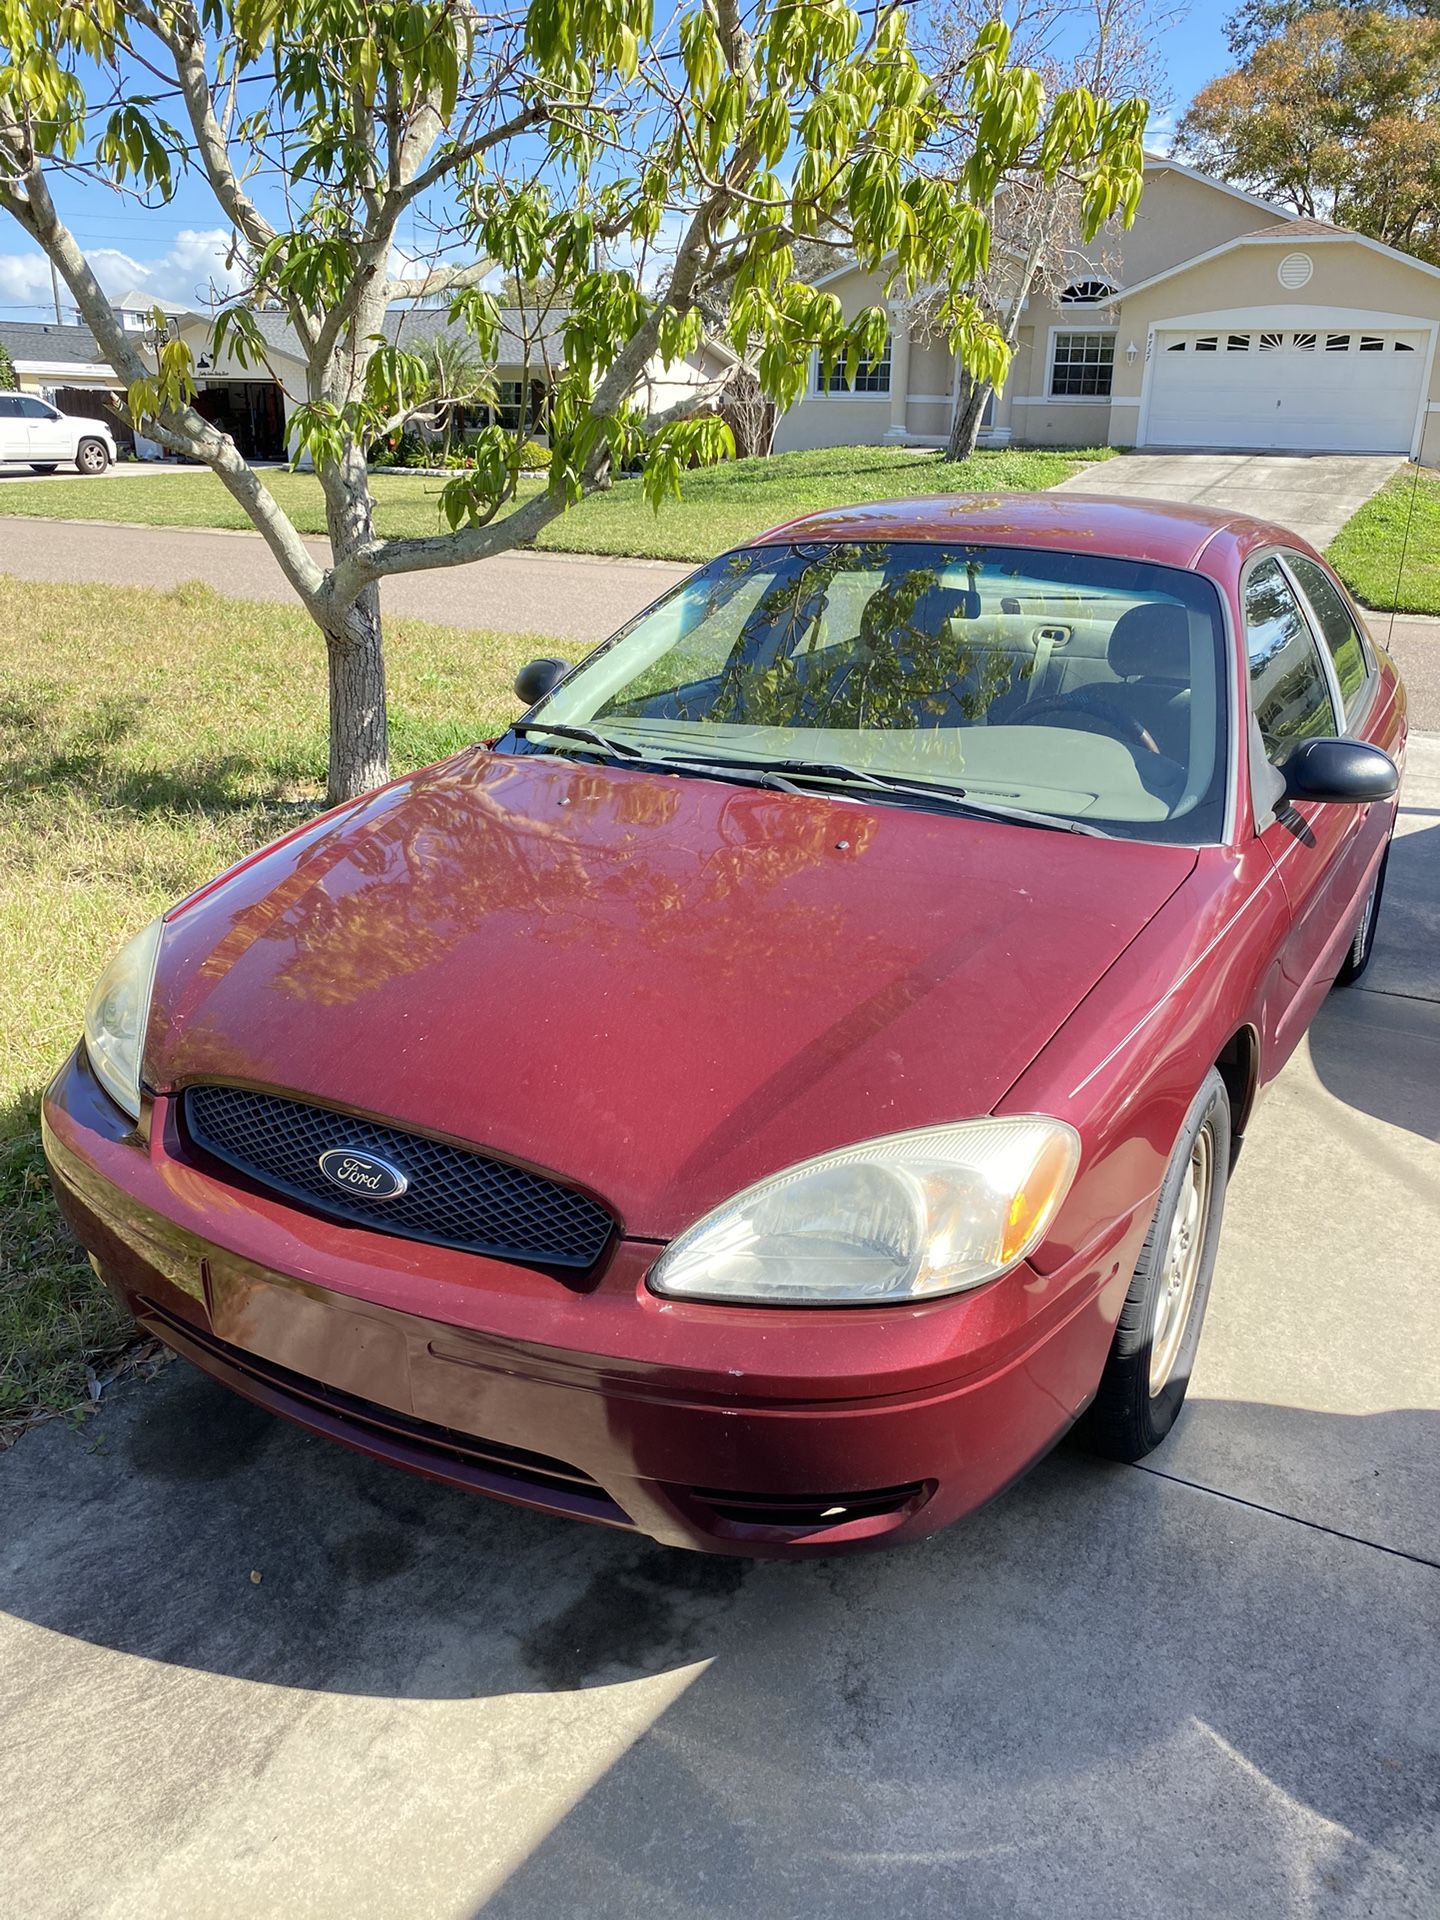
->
xmin=1334 ymin=843 xmax=1389 ymax=987
xmin=75 ymin=438 xmax=109 ymax=475
xmin=29 ymin=462 xmax=59 ymax=473
xmin=1083 ymin=1068 xmax=1231 ymax=1462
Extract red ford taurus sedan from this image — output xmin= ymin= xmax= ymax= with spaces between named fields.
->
xmin=44 ymin=494 xmax=1404 ymax=1555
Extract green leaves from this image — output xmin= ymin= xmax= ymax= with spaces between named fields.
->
xmin=447 ymin=287 xmax=502 ymax=363
xmin=96 ymin=103 xmax=178 ymax=196
xmin=641 ymin=415 xmax=733 ymax=511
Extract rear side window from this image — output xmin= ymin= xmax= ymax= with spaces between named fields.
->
xmin=1287 ymin=553 xmax=1370 ymax=722
xmin=0 ymin=395 xmax=20 ymax=417
xmin=1245 ymin=558 xmax=1337 ymax=760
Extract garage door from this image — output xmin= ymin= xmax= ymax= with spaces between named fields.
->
xmin=1144 ymin=327 xmax=1428 ymax=453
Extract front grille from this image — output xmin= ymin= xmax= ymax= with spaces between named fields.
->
xmin=183 ymin=1084 xmax=615 ymax=1269
xmin=138 ymin=1295 xmax=630 ymax=1524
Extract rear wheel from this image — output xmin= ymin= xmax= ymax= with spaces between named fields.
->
xmin=1334 ymin=843 xmax=1389 ymax=987
xmin=1083 ymin=1069 xmax=1231 ymax=1462
xmin=75 ymin=438 xmax=109 ymax=475
xmin=29 ymin=462 xmax=59 ymax=473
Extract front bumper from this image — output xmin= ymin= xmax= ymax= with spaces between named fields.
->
xmin=43 ymin=1047 xmax=1136 ymax=1556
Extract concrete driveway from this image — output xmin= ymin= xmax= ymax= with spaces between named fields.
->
xmin=4 ymin=749 xmax=1437 ymax=1918
xmin=1051 ymin=451 xmax=1403 ymax=549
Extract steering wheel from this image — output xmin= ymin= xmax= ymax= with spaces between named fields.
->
xmin=1009 ymin=690 xmax=1162 ymax=756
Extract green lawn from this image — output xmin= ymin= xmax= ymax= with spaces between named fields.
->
xmin=0 ymin=577 xmax=545 ymax=1431
xmin=1326 ymin=466 xmax=1440 ymax=618
xmin=0 ymin=443 xmax=1111 ymax=565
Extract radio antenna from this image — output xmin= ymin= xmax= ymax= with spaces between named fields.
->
xmin=1387 ymin=460 xmax=1423 ymax=650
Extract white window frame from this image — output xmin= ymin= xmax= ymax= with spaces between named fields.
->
xmin=1045 ymin=325 xmax=1117 ymax=403
xmin=810 ymin=336 xmax=892 ymax=400
xmin=1058 ymin=280 xmax=1119 ymax=307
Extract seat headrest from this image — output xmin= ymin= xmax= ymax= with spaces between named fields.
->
xmin=1107 ymin=601 xmax=1191 ymax=683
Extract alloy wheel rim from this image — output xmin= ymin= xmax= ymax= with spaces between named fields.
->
xmin=1149 ymin=1127 xmax=1213 ymax=1396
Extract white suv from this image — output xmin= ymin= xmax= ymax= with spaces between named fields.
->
xmin=0 ymin=393 xmax=115 ymax=473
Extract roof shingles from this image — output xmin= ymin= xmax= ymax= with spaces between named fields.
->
xmin=0 ymin=319 xmax=110 ymax=365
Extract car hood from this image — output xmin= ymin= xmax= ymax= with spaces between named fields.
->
xmin=146 ymin=749 xmax=1197 ymax=1238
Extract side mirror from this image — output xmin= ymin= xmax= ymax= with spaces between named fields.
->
xmin=1281 ymin=737 xmax=1399 ymax=806
xmin=513 ymin=657 xmax=570 ymax=706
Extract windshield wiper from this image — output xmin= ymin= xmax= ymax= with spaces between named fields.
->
xmin=505 ymin=730 xmax=1108 ymax=836
xmin=635 ymin=749 xmax=1111 ymax=836
xmin=508 ymin=721 xmax=643 ymax=759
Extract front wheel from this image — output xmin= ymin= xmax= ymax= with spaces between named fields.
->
xmin=1082 ymin=1068 xmax=1231 ymax=1462
xmin=1334 ymin=843 xmax=1389 ymax=987
xmin=75 ymin=438 xmax=110 ymax=475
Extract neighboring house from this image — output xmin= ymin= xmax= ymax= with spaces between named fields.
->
xmin=774 ymin=155 xmax=1440 ymax=465
xmin=0 ymin=319 xmax=137 ymax=452
xmin=0 ymin=303 xmax=731 ymax=463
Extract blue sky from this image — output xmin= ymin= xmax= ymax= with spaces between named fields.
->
xmin=0 ymin=4 xmax=1235 ymax=321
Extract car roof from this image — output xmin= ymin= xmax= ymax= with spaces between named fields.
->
xmin=749 ymin=491 xmax=1302 ymax=572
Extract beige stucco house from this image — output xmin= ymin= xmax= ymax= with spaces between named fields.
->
xmin=774 ymin=155 xmax=1440 ymax=466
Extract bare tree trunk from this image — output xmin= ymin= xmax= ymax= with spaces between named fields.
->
xmin=318 ymin=442 xmax=390 ymax=804
xmin=946 ymin=375 xmax=990 ymax=463
xmin=324 ymin=591 xmax=389 ymax=802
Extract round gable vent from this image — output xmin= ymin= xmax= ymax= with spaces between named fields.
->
xmin=1278 ymin=251 xmax=1314 ymax=290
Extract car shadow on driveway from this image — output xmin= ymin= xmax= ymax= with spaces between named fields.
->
xmin=2 ymin=1364 xmax=1437 ymax=1916
xmin=1308 ymin=817 xmax=1440 ymax=1145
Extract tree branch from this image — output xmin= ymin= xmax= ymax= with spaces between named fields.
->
xmin=120 ymin=0 xmax=278 ymax=258
xmin=385 ymin=258 xmax=497 ymax=301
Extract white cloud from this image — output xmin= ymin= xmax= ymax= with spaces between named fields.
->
xmin=0 ymin=228 xmax=247 ymax=316
xmin=0 ymin=250 xmax=57 ymax=308
xmin=1145 ymin=110 xmax=1178 ymax=157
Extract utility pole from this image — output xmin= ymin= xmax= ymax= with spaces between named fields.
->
xmin=49 ymin=259 xmax=63 ymax=324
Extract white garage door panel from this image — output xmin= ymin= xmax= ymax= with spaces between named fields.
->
xmin=1144 ymin=328 xmax=1428 ymax=453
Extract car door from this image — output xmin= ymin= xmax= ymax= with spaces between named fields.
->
xmin=0 ymin=393 xmax=25 ymax=462
xmin=18 ymin=396 xmax=69 ymax=461
xmin=1283 ymin=549 xmax=1395 ymax=905
xmin=1245 ymin=553 xmax=1363 ymax=1067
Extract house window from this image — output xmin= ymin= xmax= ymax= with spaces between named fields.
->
xmin=1325 ymin=334 xmax=1351 ymax=352
xmin=1166 ymin=339 xmax=1186 ymax=351
xmin=1050 ymin=331 xmax=1114 ymax=397
xmin=815 ymin=338 xmax=891 ymax=395
xmin=1292 ymin=332 xmax=1316 ymax=351
xmin=1395 ymin=340 xmax=1417 ymax=351
xmin=1059 ymin=279 xmax=1118 ymax=305
xmin=1226 ymin=334 xmax=1251 ymax=352
xmin=1194 ymin=336 xmax=1218 ymax=352
xmin=1359 ymin=336 xmax=1384 ymax=352
xmin=1258 ymin=332 xmax=1283 ymax=352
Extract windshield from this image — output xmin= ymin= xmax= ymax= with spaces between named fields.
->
xmin=509 ymin=541 xmax=1230 ymax=843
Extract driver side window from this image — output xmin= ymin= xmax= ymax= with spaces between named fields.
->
xmin=1244 ymin=558 xmax=1337 ymax=763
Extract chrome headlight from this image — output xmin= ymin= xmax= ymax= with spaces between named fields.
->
xmin=83 ymin=917 xmax=164 ymax=1119
xmin=649 ymin=1118 xmax=1081 ymax=1306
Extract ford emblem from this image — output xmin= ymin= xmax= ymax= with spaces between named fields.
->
xmin=317 ymin=1146 xmax=409 ymax=1200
